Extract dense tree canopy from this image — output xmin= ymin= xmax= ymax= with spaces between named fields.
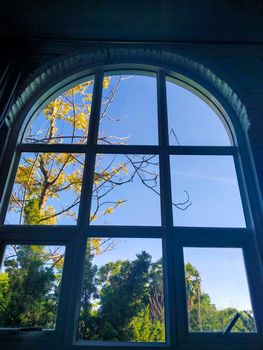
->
xmin=0 ymin=242 xmax=255 ymax=340
xmin=0 ymin=245 xmax=62 ymax=328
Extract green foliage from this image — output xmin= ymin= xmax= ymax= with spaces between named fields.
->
xmin=185 ymin=263 xmax=255 ymax=333
xmin=24 ymin=198 xmax=41 ymax=224
xmin=78 ymin=244 xmax=98 ymax=339
xmin=89 ymin=251 xmax=152 ymax=341
xmin=0 ymin=245 xmax=59 ymax=328
xmin=129 ymin=306 xmax=165 ymax=342
xmin=0 ymin=245 xmax=255 ymax=338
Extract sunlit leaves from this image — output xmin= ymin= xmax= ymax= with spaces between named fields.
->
xmin=103 ymin=207 xmax=114 ymax=215
xmin=103 ymin=76 xmax=111 ymax=89
xmin=0 ymin=245 xmax=65 ymax=329
xmin=25 ymin=80 xmax=94 ymax=144
xmin=90 ymin=238 xmax=101 ymax=255
xmin=6 ymin=153 xmax=84 ymax=225
xmin=74 ymin=112 xmax=88 ymax=130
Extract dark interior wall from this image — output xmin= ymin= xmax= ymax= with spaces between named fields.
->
xmin=2 ymin=0 xmax=263 ymax=43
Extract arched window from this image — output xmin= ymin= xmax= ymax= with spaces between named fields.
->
xmin=0 ymin=66 xmax=262 ymax=349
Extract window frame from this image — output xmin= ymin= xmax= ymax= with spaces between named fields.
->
xmin=0 ymin=64 xmax=262 ymax=350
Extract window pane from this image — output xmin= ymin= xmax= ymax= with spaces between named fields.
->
xmin=5 ymin=152 xmax=84 ymax=225
xmin=0 ymin=244 xmax=65 ymax=329
xmin=23 ymin=79 xmax=94 ymax=144
xmin=98 ymin=74 xmax=158 ymax=145
xmin=166 ymin=80 xmax=231 ymax=146
xmin=170 ymin=156 xmax=245 ymax=227
xmin=78 ymin=237 xmax=165 ymax=342
xmin=183 ymin=248 xmax=256 ymax=333
xmin=90 ymin=154 xmax=161 ymax=225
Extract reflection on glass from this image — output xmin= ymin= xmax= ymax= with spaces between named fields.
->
xmin=0 ymin=245 xmax=65 ymax=329
xmin=98 ymin=74 xmax=158 ymax=145
xmin=78 ymin=237 xmax=165 ymax=342
xmin=183 ymin=248 xmax=256 ymax=333
xmin=5 ymin=152 xmax=84 ymax=225
xmin=24 ymin=79 xmax=94 ymax=144
xmin=170 ymin=156 xmax=245 ymax=227
xmin=166 ymin=80 xmax=231 ymax=146
xmin=90 ymin=154 xmax=161 ymax=225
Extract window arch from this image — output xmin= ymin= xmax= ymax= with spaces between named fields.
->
xmin=0 ymin=55 xmax=262 ymax=349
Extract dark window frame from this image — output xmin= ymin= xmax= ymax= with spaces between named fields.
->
xmin=0 ymin=65 xmax=262 ymax=350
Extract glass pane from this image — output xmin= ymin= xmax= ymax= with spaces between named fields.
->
xmin=166 ymin=80 xmax=231 ymax=146
xmin=78 ymin=237 xmax=165 ymax=342
xmin=0 ymin=244 xmax=65 ymax=329
xmin=90 ymin=154 xmax=161 ymax=225
xmin=170 ymin=156 xmax=245 ymax=227
xmin=98 ymin=74 xmax=158 ymax=145
xmin=183 ymin=248 xmax=256 ymax=333
xmin=23 ymin=79 xmax=94 ymax=144
xmin=5 ymin=152 xmax=84 ymax=225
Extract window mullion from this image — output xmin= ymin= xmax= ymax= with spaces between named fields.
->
xmin=66 ymin=70 xmax=104 ymax=343
xmin=157 ymin=71 xmax=173 ymax=227
xmin=157 ymin=70 xmax=177 ymax=347
xmin=63 ymin=232 xmax=88 ymax=345
xmin=78 ymin=69 xmax=104 ymax=227
xmin=168 ymin=145 xmax=236 ymax=156
xmin=171 ymin=227 xmax=250 ymax=244
xmin=18 ymin=143 xmax=87 ymax=153
xmin=65 ymin=71 xmax=104 ymax=343
xmin=243 ymin=240 xmax=263 ymax=333
xmin=0 ymin=149 xmax=21 ymax=225
xmin=233 ymin=151 xmax=254 ymax=229
xmin=0 ymin=241 xmax=5 ymax=266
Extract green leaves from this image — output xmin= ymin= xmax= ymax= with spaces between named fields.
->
xmin=185 ymin=263 xmax=255 ymax=332
xmin=78 ymin=250 xmax=165 ymax=341
xmin=0 ymin=245 xmax=61 ymax=328
xmin=24 ymin=198 xmax=41 ymax=224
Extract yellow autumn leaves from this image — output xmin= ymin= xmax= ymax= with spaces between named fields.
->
xmin=41 ymin=77 xmax=111 ymax=140
xmin=9 ymin=75 xmax=133 ymax=225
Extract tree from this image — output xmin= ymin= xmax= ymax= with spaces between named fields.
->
xmin=185 ymin=262 xmax=256 ymax=333
xmin=129 ymin=306 xmax=165 ymax=342
xmin=78 ymin=242 xmax=98 ymax=339
xmin=149 ymin=259 xmax=165 ymax=324
xmin=0 ymin=245 xmax=61 ymax=329
xmin=78 ymin=249 xmax=166 ymax=342
xmin=185 ymin=262 xmax=203 ymax=331
xmin=0 ymin=244 xmax=255 ymax=336
xmin=93 ymin=251 xmax=152 ymax=340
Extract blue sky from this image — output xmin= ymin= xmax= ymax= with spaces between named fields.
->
xmin=183 ymin=247 xmax=252 ymax=311
xmin=99 ymin=74 xmax=158 ymax=145
xmin=166 ymin=80 xmax=231 ymax=146
xmin=4 ymin=74 xmax=253 ymax=316
xmin=91 ymin=238 xmax=253 ymax=312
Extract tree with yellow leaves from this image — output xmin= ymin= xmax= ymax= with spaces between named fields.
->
xmin=7 ymin=76 xmax=163 ymax=226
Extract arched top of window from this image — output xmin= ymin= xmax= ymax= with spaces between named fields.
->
xmin=22 ymin=71 xmax=233 ymax=147
xmin=5 ymin=69 xmax=245 ymax=228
